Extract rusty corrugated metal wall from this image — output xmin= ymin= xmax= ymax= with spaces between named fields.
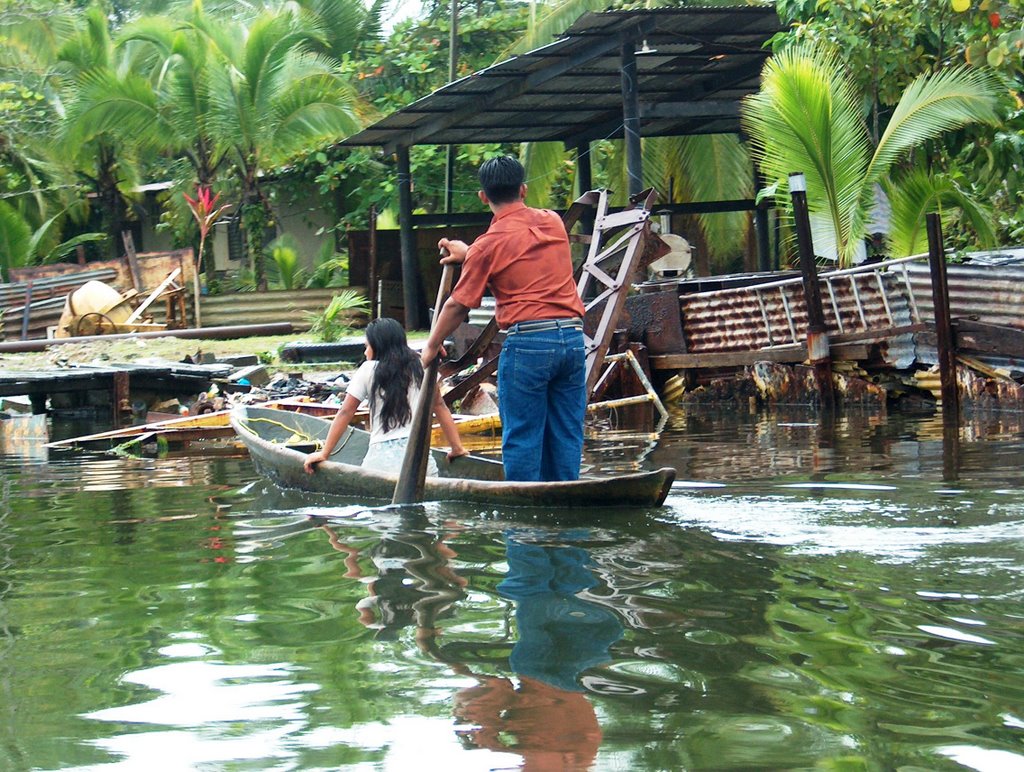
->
xmin=898 ymin=261 xmax=1024 ymax=329
xmin=200 ymin=288 xmax=360 ymax=330
xmin=678 ymin=265 xmax=916 ymax=366
xmin=671 ymin=255 xmax=1024 ymax=371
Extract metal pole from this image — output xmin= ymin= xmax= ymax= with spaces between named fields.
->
xmin=755 ymin=170 xmax=771 ymax=272
xmin=789 ymin=172 xmax=835 ymax=410
xmin=444 ymin=0 xmax=459 ymax=215
xmin=0 ymin=322 xmax=295 ymax=353
xmin=620 ymin=42 xmax=642 ymax=196
xmin=397 ymin=145 xmax=423 ymax=329
xmin=927 ymin=212 xmax=959 ymax=421
xmin=368 ymin=204 xmax=379 ymax=320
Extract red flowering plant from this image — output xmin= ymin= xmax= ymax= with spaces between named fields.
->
xmin=184 ymin=186 xmax=232 ymax=277
xmin=183 ymin=186 xmax=232 ymax=321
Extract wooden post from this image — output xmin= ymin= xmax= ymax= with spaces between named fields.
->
xmin=397 ymin=145 xmax=424 ymax=329
xmin=789 ymin=172 xmax=835 ymax=411
xmin=20 ymin=281 xmax=32 ymax=341
xmin=927 ymin=212 xmax=959 ymax=421
xmin=122 ymin=231 xmax=143 ymax=291
xmin=111 ymin=370 xmax=130 ymax=429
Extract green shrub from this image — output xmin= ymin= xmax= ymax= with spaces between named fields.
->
xmin=306 ymin=290 xmax=371 ymax=342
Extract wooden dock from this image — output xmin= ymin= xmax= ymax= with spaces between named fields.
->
xmin=0 ymin=362 xmax=234 ymax=425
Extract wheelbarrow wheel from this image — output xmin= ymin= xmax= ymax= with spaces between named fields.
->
xmin=73 ymin=312 xmax=117 ymax=337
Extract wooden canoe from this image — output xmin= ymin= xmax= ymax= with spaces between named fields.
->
xmin=231 ymin=406 xmax=676 ymax=508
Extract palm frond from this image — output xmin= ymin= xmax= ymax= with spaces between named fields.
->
xmin=867 ymin=66 xmax=1003 ymax=188
xmin=293 ymin=0 xmax=371 ymax=58
xmin=680 ymin=134 xmax=752 ymax=261
xmin=0 ymin=201 xmax=32 ymax=278
xmin=521 ymin=141 xmax=568 ymax=208
xmin=886 ymin=169 xmax=996 ymax=257
xmin=206 ymin=60 xmax=251 ymax=157
xmin=64 ymin=68 xmax=169 ymax=150
xmin=41 ymin=232 xmax=108 ymax=264
xmin=244 ymin=11 xmax=316 ymax=109
xmin=743 ymin=44 xmax=872 ymax=263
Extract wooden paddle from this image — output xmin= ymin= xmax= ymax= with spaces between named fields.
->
xmin=392 ymin=261 xmax=455 ymax=504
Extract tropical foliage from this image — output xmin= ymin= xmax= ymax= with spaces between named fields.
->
xmin=306 ymin=289 xmax=371 ymax=341
xmin=0 ymin=0 xmax=1022 ymax=289
xmin=743 ymin=44 xmax=1003 ymax=265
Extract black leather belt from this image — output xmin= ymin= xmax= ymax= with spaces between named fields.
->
xmin=501 ymin=317 xmax=584 ymax=335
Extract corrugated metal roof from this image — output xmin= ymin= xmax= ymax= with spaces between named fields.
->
xmin=342 ymin=7 xmax=780 ymax=151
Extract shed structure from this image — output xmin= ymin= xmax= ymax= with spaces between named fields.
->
xmin=341 ymin=7 xmax=782 ymax=327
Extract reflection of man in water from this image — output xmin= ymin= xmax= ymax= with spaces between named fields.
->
xmin=453 ymin=536 xmax=623 ymax=769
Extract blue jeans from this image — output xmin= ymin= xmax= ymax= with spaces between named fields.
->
xmin=498 ymin=326 xmax=586 ymax=481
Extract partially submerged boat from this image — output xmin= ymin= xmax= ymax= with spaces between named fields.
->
xmin=231 ymin=406 xmax=676 ymax=508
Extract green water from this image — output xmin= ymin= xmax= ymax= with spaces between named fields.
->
xmin=1 ymin=409 xmax=1023 ymax=770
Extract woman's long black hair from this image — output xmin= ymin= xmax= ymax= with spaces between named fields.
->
xmin=365 ymin=317 xmax=424 ymax=433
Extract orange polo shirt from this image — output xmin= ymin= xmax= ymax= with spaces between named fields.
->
xmin=451 ymin=202 xmax=585 ymax=328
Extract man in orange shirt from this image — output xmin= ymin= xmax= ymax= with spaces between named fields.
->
xmin=420 ymin=156 xmax=587 ymax=481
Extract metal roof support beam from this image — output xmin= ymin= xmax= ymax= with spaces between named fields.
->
xmin=397 ymin=146 xmax=424 ymax=330
xmin=620 ymin=42 xmax=643 ymax=196
xmin=640 ymin=100 xmax=741 ymax=120
xmin=382 ymin=19 xmax=655 ymax=154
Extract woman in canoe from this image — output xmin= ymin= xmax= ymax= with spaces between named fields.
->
xmin=303 ymin=317 xmax=467 ymax=475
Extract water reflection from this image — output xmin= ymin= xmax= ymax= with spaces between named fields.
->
xmin=447 ymin=534 xmax=621 ymax=768
xmin=3 ymin=405 xmax=1024 ymax=770
xmin=312 ymin=513 xmax=623 ymax=767
xmin=648 ymin=406 xmax=1024 ymax=491
xmin=318 ymin=513 xmax=466 ymax=643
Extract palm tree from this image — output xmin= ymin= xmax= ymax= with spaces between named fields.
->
xmin=742 ymin=44 xmax=1002 ymax=266
xmin=66 ymin=7 xmax=234 ymax=277
xmin=64 ymin=3 xmax=367 ymax=288
xmin=200 ymin=7 xmax=362 ymax=289
xmin=0 ymin=3 xmax=90 ymax=255
xmin=53 ymin=4 xmax=148 ymax=258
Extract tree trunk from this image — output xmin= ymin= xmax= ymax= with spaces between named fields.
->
xmin=242 ymin=195 xmax=267 ymax=291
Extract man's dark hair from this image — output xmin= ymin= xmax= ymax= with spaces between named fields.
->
xmin=479 ymin=155 xmax=525 ymax=204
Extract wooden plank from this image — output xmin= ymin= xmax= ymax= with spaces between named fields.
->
xmin=953 ymin=318 xmax=1024 ymax=359
xmin=125 ymin=267 xmax=181 ymax=324
xmin=46 ymin=410 xmax=232 ymax=447
xmin=957 ymin=354 xmax=1015 ymax=382
xmin=650 ymin=342 xmax=870 ymax=370
xmin=122 ymin=231 xmax=143 ymax=291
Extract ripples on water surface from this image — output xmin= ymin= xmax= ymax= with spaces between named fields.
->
xmin=1 ymin=407 xmax=1023 ymax=770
